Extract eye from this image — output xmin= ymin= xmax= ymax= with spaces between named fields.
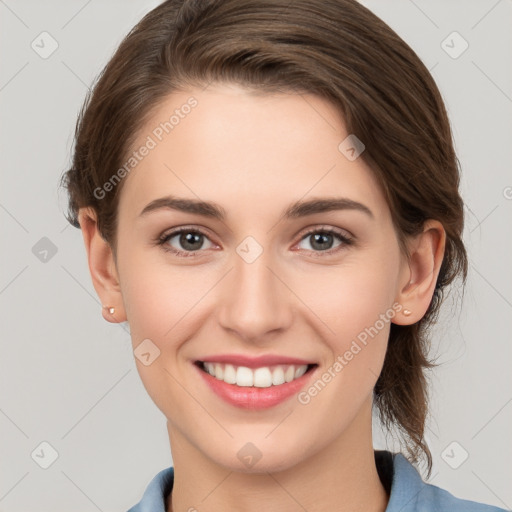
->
xmin=155 ymin=225 xmax=354 ymax=258
xmin=295 ymin=226 xmax=353 ymax=256
xmin=157 ymin=227 xmax=215 ymax=257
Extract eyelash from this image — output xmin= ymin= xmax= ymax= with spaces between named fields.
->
xmin=155 ymin=225 xmax=354 ymax=259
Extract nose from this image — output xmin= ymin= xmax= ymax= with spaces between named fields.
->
xmin=216 ymin=250 xmax=294 ymax=344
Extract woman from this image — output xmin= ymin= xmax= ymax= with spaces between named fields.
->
xmin=60 ymin=0 xmax=507 ymax=510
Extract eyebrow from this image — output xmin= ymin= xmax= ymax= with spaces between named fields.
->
xmin=138 ymin=195 xmax=374 ymax=221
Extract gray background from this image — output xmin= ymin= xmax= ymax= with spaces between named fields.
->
xmin=1 ymin=0 xmax=511 ymax=510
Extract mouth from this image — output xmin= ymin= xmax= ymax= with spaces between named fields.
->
xmin=194 ymin=360 xmax=318 ymax=388
xmin=194 ymin=359 xmax=318 ymax=409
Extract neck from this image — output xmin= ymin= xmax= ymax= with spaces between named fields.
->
xmin=166 ymin=398 xmax=389 ymax=512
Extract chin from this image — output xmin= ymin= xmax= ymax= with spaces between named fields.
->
xmin=204 ymin=434 xmax=313 ymax=475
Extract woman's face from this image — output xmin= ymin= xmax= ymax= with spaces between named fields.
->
xmin=113 ymin=83 xmax=410 ymax=472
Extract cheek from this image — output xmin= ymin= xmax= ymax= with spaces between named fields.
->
xmin=291 ymin=263 xmax=398 ymax=432
xmin=295 ymin=253 xmax=399 ymax=349
xmin=289 ymin=249 xmax=400 ymax=408
xmin=117 ymin=249 xmax=218 ymax=407
xmin=119 ymin=258 xmax=197 ymax=417
xmin=119 ymin=244 xmax=202 ymax=341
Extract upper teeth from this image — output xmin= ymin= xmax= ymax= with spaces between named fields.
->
xmin=202 ymin=362 xmax=309 ymax=388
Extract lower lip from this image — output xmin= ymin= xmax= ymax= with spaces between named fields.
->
xmin=195 ymin=363 xmax=317 ymax=410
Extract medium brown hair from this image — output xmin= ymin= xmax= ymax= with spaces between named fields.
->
xmin=60 ymin=0 xmax=468 ymax=475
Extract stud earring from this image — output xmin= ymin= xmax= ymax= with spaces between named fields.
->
xmin=103 ymin=305 xmax=115 ymax=315
xmin=403 ymin=309 xmax=412 ymax=316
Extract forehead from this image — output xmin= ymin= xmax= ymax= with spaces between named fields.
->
xmin=117 ymin=83 xmax=388 ymax=223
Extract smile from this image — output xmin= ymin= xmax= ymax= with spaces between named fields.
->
xmin=194 ymin=359 xmax=318 ymax=410
xmin=197 ymin=361 xmax=315 ymax=387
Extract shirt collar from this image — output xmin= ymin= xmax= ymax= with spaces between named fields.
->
xmin=126 ymin=450 xmax=494 ymax=512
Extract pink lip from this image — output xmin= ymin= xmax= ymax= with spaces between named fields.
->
xmin=195 ymin=353 xmax=315 ymax=369
xmin=194 ymin=361 xmax=318 ymax=410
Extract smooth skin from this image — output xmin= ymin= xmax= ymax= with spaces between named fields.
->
xmin=78 ymin=83 xmax=445 ymax=512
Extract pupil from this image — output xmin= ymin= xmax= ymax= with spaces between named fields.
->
xmin=181 ymin=232 xmax=202 ymax=250
xmin=312 ymin=233 xmax=332 ymax=250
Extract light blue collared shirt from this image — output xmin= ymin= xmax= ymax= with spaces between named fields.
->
xmin=126 ymin=450 xmax=507 ymax=511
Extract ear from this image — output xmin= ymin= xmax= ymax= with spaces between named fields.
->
xmin=393 ymin=219 xmax=446 ymax=325
xmin=78 ymin=207 xmax=126 ymax=324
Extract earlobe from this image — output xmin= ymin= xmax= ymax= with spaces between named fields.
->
xmin=393 ymin=220 xmax=446 ymax=326
xmin=77 ymin=207 xmax=126 ymax=323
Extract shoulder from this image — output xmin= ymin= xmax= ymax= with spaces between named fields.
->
xmin=126 ymin=466 xmax=174 ymax=512
xmin=415 ymin=481 xmax=506 ymax=512
xmin=384 ymin=452 xmax=507 ymax=512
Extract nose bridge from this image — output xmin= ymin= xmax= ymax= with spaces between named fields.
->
xmin=217 ymin=245 xmax=292 ymax=341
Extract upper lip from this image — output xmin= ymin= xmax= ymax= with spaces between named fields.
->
xmin=195 ymin=354 xmax=316 ymax=369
